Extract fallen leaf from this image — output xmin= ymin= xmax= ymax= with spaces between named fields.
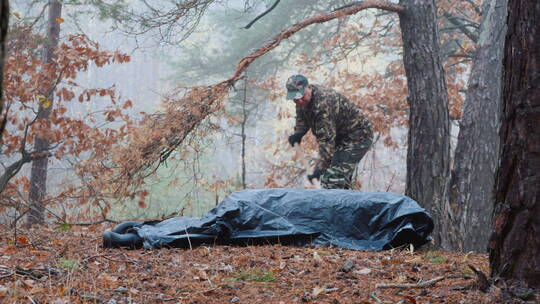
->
xmin=51 ymin=297 xmax=70 ymax=304
xmin=313 ymin=251 xmax=323 ymax=263
xmin=16 ymin=236 xmax=29 ymax=245
xmin=341 ymin=259 xmax=356 ymax=272
xmin=0 ymin=244 xmax=17 ymax=254
xmin=311 ymin=286 xmax=325 ymax=298
xmin=462 ymin=251 xmax=474 ymax=263
xmin=98 ymin=273 xmax=119 ymax=288
xmin=0 ymin=285 xmax=8 ymax=296
xmin=404 ymin=295 xmax=417 ymax=304
xmin=23 ymin=279 xmax=35 ymax=288
xmin=354 ymin=268 xmax=372 ymax=275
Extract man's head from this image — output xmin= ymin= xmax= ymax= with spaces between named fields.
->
xmin=286 ymin=74 xmax=312 ymax=107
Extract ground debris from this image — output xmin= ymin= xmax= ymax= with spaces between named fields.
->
xmin=340 ymin=258 xmax=356 ymax=273
xmin=468 ymin=263 xmax=490 ymax=292
xmin=0 ymin=224 xmax=535 ymax=303
xmin=376 ymin=276 xmax=445 ymax=289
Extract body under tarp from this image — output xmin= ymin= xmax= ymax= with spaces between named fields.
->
xmin=104 ymin=189 xmax=434 ymax=250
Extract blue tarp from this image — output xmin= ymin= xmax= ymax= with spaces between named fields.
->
xmin=105 ymin=189 xmax=434 ymax=250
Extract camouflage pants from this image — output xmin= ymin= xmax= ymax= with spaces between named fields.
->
xmin=320 ymin=136 xmax=372 ymax=189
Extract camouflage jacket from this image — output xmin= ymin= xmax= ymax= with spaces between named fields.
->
xmin=294 ymin=85 xmax=373 ymax=171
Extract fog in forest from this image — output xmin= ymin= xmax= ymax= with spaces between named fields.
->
xmin=2 ymin=0 xmax=467 ymax=223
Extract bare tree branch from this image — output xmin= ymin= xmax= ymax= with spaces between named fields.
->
xmin=28 ymin=3 xmax=49 ymax=31
xmin=0 ymin=151 xmax=51 ymax=193
xmin=464 ymin=0 xmax=482 ymax=16
xmin=443 ymin=11 xmax=479 ymax=43
xmin=230 ymin=0 xmax=404 ymax=82
xmin=333 ymin=1 xmax=362 ymax=12
xmin=64 ymin=218 xmax=119 ymax=226
xmin=376 ymin=276 xmax=445 ymax=289
xmin=112 ymin=0 xmax=216 ymax=44
xmin=447 ymin=52 xmax=474 ymax=58
xmin=243 ymin=0 xmax=280 ymax=29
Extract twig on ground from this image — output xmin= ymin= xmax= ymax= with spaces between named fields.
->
xmin=161 ymin=296 xmax=183 ymax=302
xmin=64 ymin=218 xmax=119 ymax=226
xmin=0 ymin=265 xmax=13 ymax=279
xmin=15 ymin=267 xmax=46 ymax=280
xmin=82 ymin=252 xmax=124 ymax=263
xmin=179 ymin=287 xmax=219 ymax=296
xmin=81 ymin=294 xmax=103 ymax=302
xmin=376 ymin=276 xmax=445 ymax=289
xmin=100 ymin=253 xmax=140 ymax=264
xmin=468 ymin=264 xmax=490 ymax=292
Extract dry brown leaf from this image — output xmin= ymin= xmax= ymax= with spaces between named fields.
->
xmin=355 ymin=268 xmax=372 ymax=275
xmin=311 ymin=286 xmax=325 ymax=298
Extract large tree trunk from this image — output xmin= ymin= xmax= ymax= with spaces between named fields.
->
xmin=489 ymin=0 xmax=540 ymax=288
xmin=26 ymin=0 xmax=62 ymax=226
xmin=443 ymin=0 xmax=507 ymax=252
xmin=398 ymin=0 xmax=451 ymax=247
xmin=0 ymin=0 xmax=8 ymax=143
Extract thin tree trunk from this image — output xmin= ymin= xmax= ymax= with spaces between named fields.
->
xmin=489 ymin=0 xmax=540 ymax=288
xmin=399 ymin=0 xmax=451 ymax=247
xmin=0 ymin=0 xmax=9 ymax=143
xmin=443 ymin=0 xmax=507 ymax=252
xmin=26 ymin=0 xmax=62 ymax=226
xmin=241 ymin=76 xmax=247 ymax=189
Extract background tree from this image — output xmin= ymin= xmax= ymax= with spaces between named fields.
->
xmin=0 ymin=21 xmax=132 ymax=226
xmin=398 ymin=0 xmax=451 ymax=247
xmin=26 ymin=0 xmax=62 ymax=225
xmin=0 ymin=0 xmax=8 ymax=140
xmin=489 ymin=0 xmax=539 ymax=288
xmin=443 ymin=0 xmax=507 ymax=252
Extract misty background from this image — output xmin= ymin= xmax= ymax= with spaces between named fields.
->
xmin=4 ymin=0 xmax=421 ymax=221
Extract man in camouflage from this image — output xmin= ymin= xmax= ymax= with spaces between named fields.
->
xmin=286 ymin=74 xmax=373 ymax=189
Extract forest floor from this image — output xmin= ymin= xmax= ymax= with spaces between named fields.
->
xmin=0 ymin=224 xmax=538 ymax=304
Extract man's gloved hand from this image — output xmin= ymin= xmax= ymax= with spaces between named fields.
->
xmin=307 ymin=169 xmax=322 ymax=184
xmin=288 ymin=133 xmax=303 ymax=147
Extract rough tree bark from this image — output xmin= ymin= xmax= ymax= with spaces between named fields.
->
xmin=26 ymin=0 xmax=62 ymax=226
xmin=443 ymin=0 xmax=507 ymax=252
xmin=489 ymin=0 xmax=540 ymax=288
xmin=0 ymin=0 xmax=8 ymax=142
xmin=398 ymin=0 xmax=451 ymax=247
